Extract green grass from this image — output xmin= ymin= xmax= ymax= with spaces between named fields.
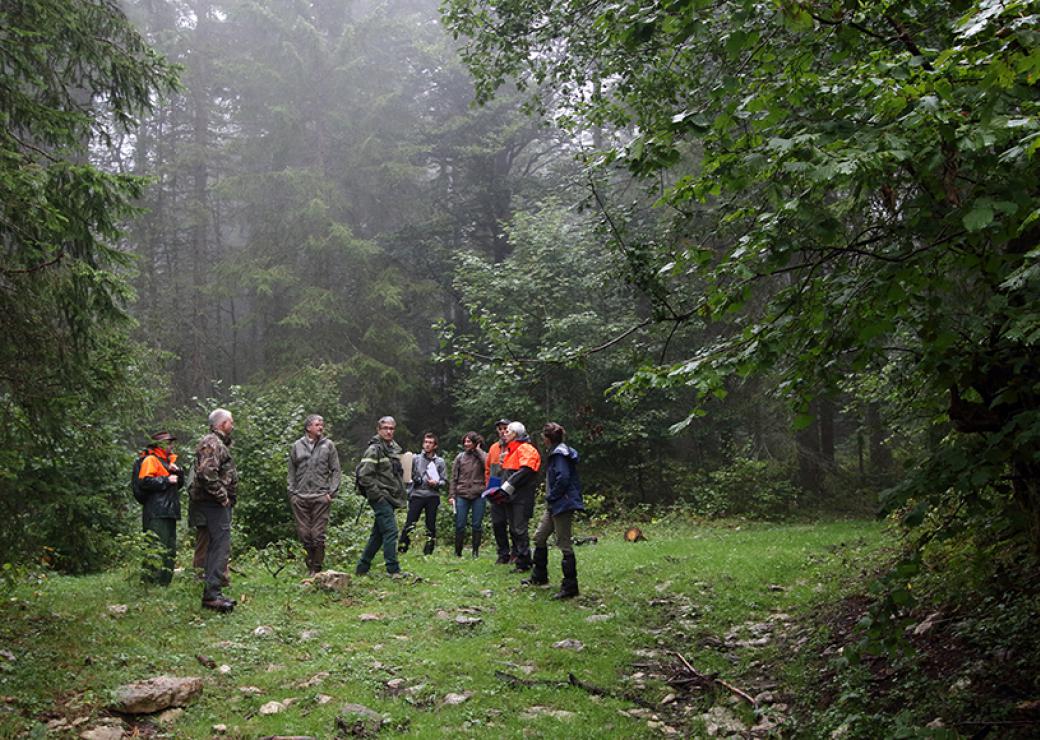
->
xmin=0 ymin=519 xmax=887 ymax=737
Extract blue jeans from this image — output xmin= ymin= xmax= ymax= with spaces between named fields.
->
xmin=356 ymin=499 xmax=401 ymax=574
xmin=454 ymin=496 xmax=487 ymax=534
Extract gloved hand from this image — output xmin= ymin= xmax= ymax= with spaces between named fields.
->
xmin=481 ymin=486 xmax=509 ymax=505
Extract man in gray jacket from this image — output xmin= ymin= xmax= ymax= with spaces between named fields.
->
xmin=288 ymin=414 xmax=342 ymax=575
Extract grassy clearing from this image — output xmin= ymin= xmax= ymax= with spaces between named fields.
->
xmin=0 ymin=519 xmax=888 ymax=737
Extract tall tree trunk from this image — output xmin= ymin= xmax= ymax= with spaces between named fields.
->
xmin=866 ymin=402 xmax=893 ymax=483
xmin=819 ymin=396 xmax=836 ymax=469
xmin=796 ymin=401 xmax=821 ymax=494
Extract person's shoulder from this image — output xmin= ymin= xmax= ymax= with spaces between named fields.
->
xmin=361 ymin=440 xmax=380 ymax=456
xmin=551 ymin=443 xmax=578 ymax=462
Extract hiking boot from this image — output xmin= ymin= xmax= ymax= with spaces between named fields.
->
xmin=422 ymin=537 xmax=435 ymax=556
xmin=521 ymin=576 xmax=550 ymax=587
xmin=472 ymin=530 xmax=482 ymax=558
xmin=201 ymin=598 xmax=235 ymax=613
xmin=454 ymin=531 xmax=465 ymax=557
xmin=552 ymin=552 xmax=579 ymax=599
xmin=495 ymin=553 xmax=511 ymax=565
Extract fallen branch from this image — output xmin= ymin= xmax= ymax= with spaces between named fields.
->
xmin=671 ymin=651 xmax=756 ymax=707
xmin=568 ymin=673 xmax=658 ymax=710
xmin=494 ymin=671 xmax=566 ymax=689
xmin=494 ymin=670 xmax=657 ymax=710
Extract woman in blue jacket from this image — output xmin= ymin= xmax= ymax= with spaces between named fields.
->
xmin=522 ymin=422 xmax=584 ymax=599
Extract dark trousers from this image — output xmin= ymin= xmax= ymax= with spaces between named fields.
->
xmin=142 ymin=515 xmax=176 ymax=586
xmin=490 ymin=498 xmax=511 ymax=557
xmin=403 ymin=496 xmax=439 ymax=538
xmin=357 ymin=499 xmax=401 ymax=574
xmin=290 ymin=495 xmax=332 ymax=548
xmin=533 ymin=509 xmax=575 ymax=553
xmin=197 ymin=503 xmax=232 ymax=601
xmin=507 ymin=493 xmax=535 ymax=566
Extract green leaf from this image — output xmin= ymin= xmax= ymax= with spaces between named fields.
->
xmin=963 ymin=204 xmax=994 ymax=232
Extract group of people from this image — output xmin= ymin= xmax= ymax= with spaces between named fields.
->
xmin=133 ymin=410 xmax=584 ymax=613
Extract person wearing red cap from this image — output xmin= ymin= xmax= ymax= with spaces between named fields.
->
xmin=134 ymin=431 xmax=183 ymax=586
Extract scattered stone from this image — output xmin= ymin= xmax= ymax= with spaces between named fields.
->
xmin=335 ymin=703 xmax=384 ymax=736
xmin=385 ymin=678 xmax=406 ymax=692
xmin=767 ymin=584 xmax=785 ymax=592
xmin=156 ymin=707 xmax=183 ymax=725
xmin=913 ymin=611 xmax=942 ymax=636
xmin=312 ymin=571 xmax=351 ymax=592
xmin=750 ymin=716 xmax=781 ymax=736
xmin=259 ymin=700 xmax=287 ymax=715
xmin=253 ymin=626 xmax=274 ymax=637
xmin=480 ymin=590 xmax=493 ymax=598
xmin=435 ymin=609 xmax=451 ymax=620
xmin=359 ymin=613 xmax=381 ymax=622
xmin=238 ymin=686 xmax=263 ymax=694
xmin=624 ymin=708 xmax=658 ymax=720
xmin=753 ymin=691 xmax=776 ymax=705
xmin=110 ymin=675 xmax=203 ymax=714
xmin=586 ymin=614 xmax=613 ymax=623
xmin=442 ymin=692 xmax=471 ymax=706
xmin=196 ymin=654 xmax=216 ymax=669
xmin=212 ymin=724 xmax=227 ymax=734
xmin=552 ymin=639 xmax=584 ymax=651
xmin=661 ymin=693 xmax=677 ymax=705
xmin=926 ymin=718 xmax=946 ymax=729
xmin=700 ymin=706 xmax=746 ymax=737
xmin=316 ymin=694 xmax=333 ymax=705
xmin=106 ymin=605 xmax=128 ymax=617
xmin=80 ymin=720 xmax=125 ymax=740
xmin=299 ymin=671 xmax=329 ymax=688
xmin=950 ymin=677 xmax=972 ymax=694
xmin=300 ymin=629 xmax=319 ymax=641
xmin=454 ymin=615 xmax=481 ymax=627
xmin=521 ymin=705 xmax=575 ymax=721
xmin=266 ymin=663 xmax=285 ymax=672
xmin=0 ymin=650 xmax=14 ymax=662
xmin=218 ymin=665 xmax=232 ymax=674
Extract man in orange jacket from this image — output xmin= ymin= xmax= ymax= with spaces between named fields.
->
xmin=483 ymin=421 xmax=541 ymax=572
xmin=485 ymin=418 xmax=513 ymax=564
xmin=135 ymin=431 xmax=183 ymax=585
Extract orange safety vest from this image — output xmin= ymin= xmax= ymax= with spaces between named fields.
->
xmin=502 ymin=439 xmax=541 ymax=473
xmin=138 ymin=447 xmax=177 ymax=479
xmin=485 ymin=440 xmax=509 ymax=484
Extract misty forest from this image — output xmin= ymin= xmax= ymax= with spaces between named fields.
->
xmin=2 ymin=0 xmax=1040 ymax=737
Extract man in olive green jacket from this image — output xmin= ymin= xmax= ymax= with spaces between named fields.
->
xmin=354 ymin=416 xmax=408 ymax=576
xmin=288 ymin=414 xmax=341 ymax=574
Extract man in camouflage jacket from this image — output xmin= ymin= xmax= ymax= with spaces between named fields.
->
xmin=354 ymin=416 xmax=408 ymax=576
xmin=191 ymin=407 xmax=239 ymax=612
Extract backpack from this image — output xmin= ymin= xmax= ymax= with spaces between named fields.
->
xmin=130 ymin=453 xmax=149 ymax=505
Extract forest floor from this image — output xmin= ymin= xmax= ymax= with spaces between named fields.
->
xmin=2 ymin=518 xmax=1029 ymax=738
